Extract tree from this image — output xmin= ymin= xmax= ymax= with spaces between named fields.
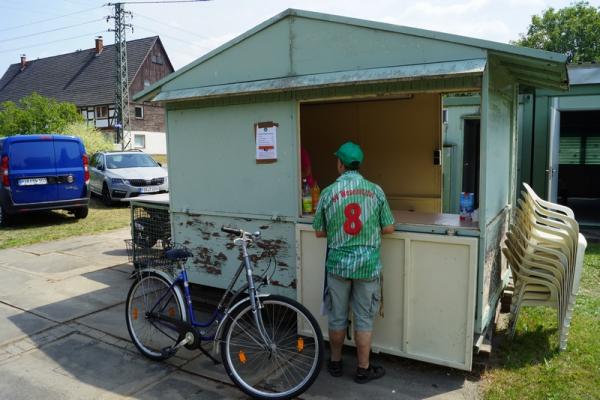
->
xmin=0 ymin=92 xmax=82 ymax=136
xmin=513 ymin=1 xmax=600 ymax=63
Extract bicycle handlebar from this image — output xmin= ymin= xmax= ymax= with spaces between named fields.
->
xmin=221 ymin=226 xmax=243 ymax=236
xmin=221 ymin=226 xmax=261 ymax=241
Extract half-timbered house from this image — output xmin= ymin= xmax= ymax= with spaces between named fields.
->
xmin=0 ymin=36 xmax=173 ymax=154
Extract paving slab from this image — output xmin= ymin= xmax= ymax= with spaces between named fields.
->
xmin=303 ymin=349 xmax=477 ymax=400
xmin=0 ymin=333 xmax=172 ymax=400
xmin=181 ymin=352 xmax=231 ymax=384
xmin=0 ymin=228 xmax=130 ymax=280
xmin=0 ymin=303 xmax=56 ymax=346
xmin=131 ymin=370 xmax=246 ymax=399
xmin=110 ymin=263 xmax=135 ymax=275
xmin=0 ymin=266 xmax=130 ymax=322
xmin=75 ymin=302 xmax=199 ymax=360
xmin=18 ymin=228 xmax=130 ymax=256
xmin=0 ymin=251 xmax=99 ymax=276
xmin=62 ymin=241 xmax=129 ymax=269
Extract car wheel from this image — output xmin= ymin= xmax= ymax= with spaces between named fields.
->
xmin=102 ymin=183 xmax=114 ymax=206
xmin=73 ymin=206 xmax=89 ymax=219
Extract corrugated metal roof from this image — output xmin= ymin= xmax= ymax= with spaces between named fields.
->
xmin=135 ymin=8 xmax=568 ymax=102
xmin=151 ymin=59 xmax=487 ymax=102
xmin=568 ymin=64 xmax=600 ymax=85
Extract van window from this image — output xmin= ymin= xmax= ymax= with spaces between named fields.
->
xmin=55 ymin=141 xmax=82 ymax=167
xmin=9 ymin=141 xmax=54 ymax=169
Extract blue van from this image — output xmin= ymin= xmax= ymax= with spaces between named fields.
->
xmin=0 ymin=135 xmax=90 ymax=226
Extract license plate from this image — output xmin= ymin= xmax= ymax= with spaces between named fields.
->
xmin=18 ymin=178 xmax=48 ymax=186
xmin=140 ymin=186 xmax=159 ymax=193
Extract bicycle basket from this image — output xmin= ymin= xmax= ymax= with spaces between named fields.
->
xmin=124 ymin=239 xmax=189 ymax=273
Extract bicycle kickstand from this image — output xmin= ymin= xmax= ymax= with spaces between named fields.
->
xmin=198 ymin=343 xmax=220 ymax=365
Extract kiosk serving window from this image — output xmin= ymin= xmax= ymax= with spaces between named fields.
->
xmin=300 ymin=93 xmax=443 ymax=215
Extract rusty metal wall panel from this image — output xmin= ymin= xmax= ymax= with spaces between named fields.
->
xmin=172 ymin=212 xmax=297 ymax=297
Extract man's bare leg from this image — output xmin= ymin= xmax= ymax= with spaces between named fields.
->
xmin=329 ymin=329 xmax=346 ymax=362
xmin=355 ymin=331 xmax=372 ymax=369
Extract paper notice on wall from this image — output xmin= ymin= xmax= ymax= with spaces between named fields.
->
xmin=256 ymin=125 xmax=277 ymax=161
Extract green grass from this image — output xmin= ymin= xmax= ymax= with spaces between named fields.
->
xmin=0 ymin=197 xmax=130 ymax=249
xmin=483 ymin=243 xmax=600 ymax=400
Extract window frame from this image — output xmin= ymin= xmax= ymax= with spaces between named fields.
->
xmin=134 ymin=105 xmax=144 ymax=119
xmin=95 ymin=105 xmax=108 ymax=119
xmin=134 ymin=134 xmax=146 ymax=149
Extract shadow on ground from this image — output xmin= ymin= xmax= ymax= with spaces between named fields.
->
xmin=1 ymin=247 xmax=477 ymax=399
xmin=490 ymin=324 xmax=559 ymax=370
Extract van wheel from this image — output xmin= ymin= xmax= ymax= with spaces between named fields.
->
xmin=74 ymin=207 xmax=89 ymax=219
xmin=0 ymin=206 xmax=10 ymax=227
xmin=102 ymin=184 xmax=114 ymax=206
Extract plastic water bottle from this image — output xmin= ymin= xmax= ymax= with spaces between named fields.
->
xmin=460 ymin=192 xmax=474 ymax=220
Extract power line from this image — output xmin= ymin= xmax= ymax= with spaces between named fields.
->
xmin=108 ymin=1 xmax=210 ymax=4
xmin=134 ymin=25 xmax=199 ymax=47
xmin=0 ymin=19 xmax=105 ymax=44
xmin=134 ymin=12 xmax=209 ymax=39
xmin=0 ymin=31 xmax=107 ymax=55
xmin=0 ymin=6 xmax=103 ymax=33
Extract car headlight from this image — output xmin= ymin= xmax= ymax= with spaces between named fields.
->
xmin=111 ymin=178 xmax=124 ymax=184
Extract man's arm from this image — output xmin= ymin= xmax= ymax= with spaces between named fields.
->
xmin=381 ymin=224 xmax=394 ymax=235
xmin=379 ymin=189 xmax=395 ymax=235
xmin=312 ymin=189 xmax=327 ymax=238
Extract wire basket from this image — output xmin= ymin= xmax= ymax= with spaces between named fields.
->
xmin=125 ymin=239 xmax=189 ymax=274
xmin=131 ymin=205 xmax=171 ymax=249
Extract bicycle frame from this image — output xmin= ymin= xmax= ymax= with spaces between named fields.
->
xmin=147 ymin=236 xmax=272 ymax=344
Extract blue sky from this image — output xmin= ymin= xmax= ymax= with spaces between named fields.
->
xmin=1 ymin=0 xmax=599 ymax=75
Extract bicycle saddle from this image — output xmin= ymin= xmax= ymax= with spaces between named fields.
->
xmin=164 ymin=248 xmax=193 ymax=261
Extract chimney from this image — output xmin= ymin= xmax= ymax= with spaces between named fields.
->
xmin=20 ymin=54 xmax=27 ymax=70
xmin=95 ymin=36 xmax=103 ymax=55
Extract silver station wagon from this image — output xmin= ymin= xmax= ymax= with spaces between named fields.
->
xmin=89 ymin=151 xmax=168 ymax=205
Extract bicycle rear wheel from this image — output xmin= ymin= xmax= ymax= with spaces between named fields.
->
xmin=221 ymin=295 xmax=323 ymax=400
xmin=125 ymin=272 xmax=186 ymax=361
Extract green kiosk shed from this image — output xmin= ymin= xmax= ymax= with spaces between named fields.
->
xmin=135 ymin=9 xmax=568 ymax=371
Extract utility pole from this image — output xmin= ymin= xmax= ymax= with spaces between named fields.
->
xmin=108 ymin=3 xmax=133 ymax=150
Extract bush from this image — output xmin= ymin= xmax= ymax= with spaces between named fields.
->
xmin=62 ymin=122 xmax=114 ymax=155
xmin=0 ymin=93 xmax=82 ymax=136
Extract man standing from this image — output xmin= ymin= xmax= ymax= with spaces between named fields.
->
xmin=313 ymin=141 xmax=395 ymax=384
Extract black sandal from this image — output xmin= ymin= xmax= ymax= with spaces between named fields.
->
xmin=355 ymin=364 xmax=385 ymax=384
xmin=327 ymin=359 xmax=343 ymax=377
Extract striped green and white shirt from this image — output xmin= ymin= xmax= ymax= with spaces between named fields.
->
xmin=313 ymin=171 xmax=395 ymax=279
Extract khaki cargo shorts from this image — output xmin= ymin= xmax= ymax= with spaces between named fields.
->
xmin=324 ymin=272 xmax=381 ymax=332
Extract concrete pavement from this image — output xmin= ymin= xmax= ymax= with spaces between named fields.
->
xmin=0 ymin=228 xmax=479 ymax=399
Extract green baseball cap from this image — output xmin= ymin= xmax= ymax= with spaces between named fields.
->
xmin=335 ymin=141 xmax=364 ymax=167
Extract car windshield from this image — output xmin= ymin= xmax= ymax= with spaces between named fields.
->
xmin=106 ymin=154 xmax=158 ymax=169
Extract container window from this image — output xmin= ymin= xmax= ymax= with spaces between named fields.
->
xmin=300 ymin=94 xmax=443 ymax=215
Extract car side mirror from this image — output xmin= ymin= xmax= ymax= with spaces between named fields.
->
xmin=97 ymin=165 xmax=104 ymax=171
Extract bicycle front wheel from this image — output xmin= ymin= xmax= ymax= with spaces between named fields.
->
xmin=125 ymin=272 xmax=186 ymax=361
xmin=221 ymin=295 xmax=323 ymax=400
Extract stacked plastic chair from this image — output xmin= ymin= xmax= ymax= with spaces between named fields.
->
xmin=502 ymin=183 xmax=587 ymax=350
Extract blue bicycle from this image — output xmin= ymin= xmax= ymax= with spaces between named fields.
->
xmin=125 ymin=226 xmax=324 ymax=399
